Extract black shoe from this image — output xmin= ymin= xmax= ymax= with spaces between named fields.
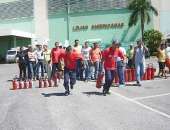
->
xmin=136 ymin=81 xmax=141 ymax=86
xmin=103 ymin=90 xmax=107 ymax=96
xmin=70 ymin=85 xmax=74 ymax=90
xmin=64 ymin=91 xmax=70 ymax=96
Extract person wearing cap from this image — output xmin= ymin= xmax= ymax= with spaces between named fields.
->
xmin=127 ymin=44 xmax=134 ymax=68
xmin=102 ymin=41 xmax=124 ymax=96
xmin=50 ymin=42 xmax=64 ymax=81
xmin=133 ymin=40 xmax=148 ymax=86
xmin=89 ymin=42 xmax=102 ymax=80
xmin=60 ymin=45 xmax=83 ymax=96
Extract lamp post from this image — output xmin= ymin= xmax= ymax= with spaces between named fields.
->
xmin=64 ymin=0 xmax=83 ymax=42
xmin=65 ymin=1 xmax=70 ymax=41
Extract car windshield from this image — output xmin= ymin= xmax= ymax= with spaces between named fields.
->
xmin=7 ymin=51 xmax=16 ymax=55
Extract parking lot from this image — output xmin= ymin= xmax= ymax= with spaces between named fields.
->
xmin=0 ymin=64 xmax=170 ymax=130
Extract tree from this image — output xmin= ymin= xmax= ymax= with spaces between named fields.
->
xmin=144 ymin=29 xmax=163 ymax=56
xmin=128 ymin=0 xmax=158 ymax=41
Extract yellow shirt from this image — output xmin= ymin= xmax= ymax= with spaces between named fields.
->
xmin=158 ymin=49 xmax=166 ymax=62
xmin=44 ymin=49 xmax=51 ymax=62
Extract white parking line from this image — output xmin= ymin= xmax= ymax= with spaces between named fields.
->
xmin=111 ymin=91 xmax=170 ymax=119
xmin=132 ymin=93 xmax=170 ymax=100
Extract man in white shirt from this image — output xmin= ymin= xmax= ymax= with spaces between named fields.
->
xmin=81 ymin=42 xmax=91 ymax=81
xmin=35 ymin=44 xmax=44 ymax=79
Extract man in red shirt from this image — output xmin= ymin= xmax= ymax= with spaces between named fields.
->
xmin=61 ymin=45 xmax=83 ymax=96
xmin=50 ymin=42 xmax=63 ymax=80
xmin=102 ymin=41 xmax=124 ymax=96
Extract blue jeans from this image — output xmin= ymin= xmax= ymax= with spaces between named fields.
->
xmin=135 ymin=62 xmax=145 ymax=83
xmin=76 ymin=59 xmax=82 ymax=80
xmin=36 ymin=60 xmax=44 ymax=78
xmin=82 ymin=60 xmax=91 ymax=80
xmin=103 ymin=69 xmax=115 ymax=92
xmin=90 ymin=61 xmax=100 ymax=79
xmin=64 ymin=67 xmax=76 ymax=92
xmin=117 ymin=61 xmax=125 ymax=85
xmin=51 ymin=63 xmax=59 ymax=79
xmin=27 ymin=61 xmax=36 ymax=80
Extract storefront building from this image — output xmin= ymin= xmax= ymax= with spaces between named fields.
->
xmin=0 ymin=0 xmax=169 ymax=58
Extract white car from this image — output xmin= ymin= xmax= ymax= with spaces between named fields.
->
xmin=6 ymin=49 xmax=18 ymax=63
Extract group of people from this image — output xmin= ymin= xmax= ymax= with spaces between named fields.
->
xmin=16 ymin=39 xmax=150 ymax=96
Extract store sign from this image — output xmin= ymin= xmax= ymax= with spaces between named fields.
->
xmin=72 ymin=22 xmax=124 ymax=32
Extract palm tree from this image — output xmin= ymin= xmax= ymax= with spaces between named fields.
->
xmin=128 ymin=0 xmax=158 ymax=41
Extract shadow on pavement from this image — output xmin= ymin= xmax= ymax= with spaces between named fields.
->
xmin=126 ymin=83 xmax=138 ymax=86
xmin=41 ymin=93 xmax=65 ymax=97
xmin=82 ymin=91 xmax=103 ymax=96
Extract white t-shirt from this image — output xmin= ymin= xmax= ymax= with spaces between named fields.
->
xmin=35 ymin=49 xmax=44 ymax=60
xmin=117 ymin=47 xmax=126 ymax=62
xmin=166 ymin=47 xmax=170 ymax=58
xmin=81 ymin=47 xmax=91 ymax=60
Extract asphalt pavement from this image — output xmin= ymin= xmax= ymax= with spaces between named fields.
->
xmin=0 ymin=63 xmax=170 ymax=130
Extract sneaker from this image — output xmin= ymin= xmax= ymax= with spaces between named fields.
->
xmin=119 ymin=84 xmax=125 ymax=88
xmin=103 ymin=90 xmax=107 ymax=96
xmin=64 ymin=91 xmax=70 ymax=96
xmin=106 ymin=91 xmax=111 ymax=95
xmin=70 ymin=85 xmax=74 ymax=90
xmin=136 ymin=81 xmax=141 ymax=86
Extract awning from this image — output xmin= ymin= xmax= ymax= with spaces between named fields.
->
xmin=0 ymin=29 xmax=35 ymax=38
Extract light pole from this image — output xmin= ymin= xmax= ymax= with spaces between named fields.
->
xmin=65 ymin=1 xmax=70 ymax=41
xmin=64 ymin=0 xmax=83 ymax=42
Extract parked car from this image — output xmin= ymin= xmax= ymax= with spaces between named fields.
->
xmin=6 ymin=49 xmax=18 ymax=63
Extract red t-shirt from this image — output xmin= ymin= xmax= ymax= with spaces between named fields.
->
xmin=102 ymin=47 xmax=124 ymax=70
xmin=61 ymin=51 xmax=83 ymax=70
xmin=51 ymin=48 xmax=63 ymax=64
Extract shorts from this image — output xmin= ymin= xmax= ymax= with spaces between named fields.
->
xmin=159 ymin=62 xmax=165 ymax=70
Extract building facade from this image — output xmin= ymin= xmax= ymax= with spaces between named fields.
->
xmin=0 ymin=0 xmax=169 ymax=56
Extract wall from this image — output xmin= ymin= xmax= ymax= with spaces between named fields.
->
xmin=0 ymin=18 xmax=34 ymax=33
xmin=48 ymin=14 xmax=67 ymax=48
xmin=160 ymin=0 xmax=170 ymax=35
xmin=48 ymin=9 xmax=153 ymax=48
